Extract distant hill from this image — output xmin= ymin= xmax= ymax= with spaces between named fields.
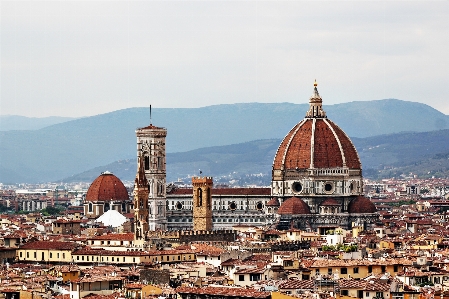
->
xmin=373 ymin=151 xmax=449 ymax=179
xmin=0 ymin=115 xmax=76 ymax=131
xmin=1 ymin=100 xmax=448 ymax=183
xmin=64 ymin=129 xmax=449 ymax=185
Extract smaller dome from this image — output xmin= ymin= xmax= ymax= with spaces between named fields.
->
xmin=347 ymin=196 xmax=377 ymax=214
xmin=278 ymin=197 xmax=311 ymax=215
xmin=320 ymin=198 xmax=340 ymax=206
xmin=86 ymin=172 xmax=129 ymax=202
xmin=266 ymin=197 xmax=280 ymax=207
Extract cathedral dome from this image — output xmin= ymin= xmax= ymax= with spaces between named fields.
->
xmin=86 ymin=171 xmax=129 ymax=202
xmin=278 ymin=197 xmax=311 ymax=215
xmin=271 ymin=82 xmax=364 ymax=200
xmin=273 ymin=82 xmax=360 ymax=172
xmin=347 ymin=196 xmax=377 ymax=214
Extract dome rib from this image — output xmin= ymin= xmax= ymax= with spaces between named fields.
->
xmin=327 ymin=121 xmax=361 ymax=169
xmin=324 ymin=119 xmax=346 ymax=167
xmin=281 ymin=119 xmax=307 ymax=168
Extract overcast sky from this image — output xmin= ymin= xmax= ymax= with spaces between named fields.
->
xmin=1 ymin=1 xmax=448 ymax=117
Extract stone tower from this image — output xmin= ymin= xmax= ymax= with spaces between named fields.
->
xmin=192 ymin=177 xmax=213 ymax=231
xmin=136 ymin=122 xmax=167 ymax=230
xmin=133 ymin=155 xmax=150 ymax=244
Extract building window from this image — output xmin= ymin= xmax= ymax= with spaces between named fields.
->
xmin=368 ymin=266 xmax=372 ymax=273
xmin=341 ymin=268 xmax=348 ymax=274
xmin=88 ymin=203 xmax=93 ymax=213
xmin=50 ymin=253 xmax=53 ymax=258
xmin=250 ymin=274 xmax=261 ymax=281
xmin=341 ymin=290 xmax=349 ymax=296
xmin=239 ymin=275 xmax=245 ymax=281
xmin=34 ymin=252 xmax=36 ymax=258
xmin=381 ymin=266 xmax=386 ymax=273
xmin=366 ymin=292 xmax=370 ymax=297
xmin=145 ymin=156 xmax=150 ymax=170
xmin=394 ymin=265 xmax=398 ymax=272
xmin=328 ymin=268 xmax=332 ymax=275
xmin=353 ymin=267 xmax=359 ymax=274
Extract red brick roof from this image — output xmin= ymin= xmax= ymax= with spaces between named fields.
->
xmin=85 ymin=172 xmax=129 ymax=202
xmin=175 ymin=286 xmax=270 ymax=298
xmin=266 ymin=197 xmax=280 ymax=207
xmin=273 ymin=118 xmax=361 ymax=171
xmin=20 ymin=241 xmax=79 ymax=250
xmin=320 ymin=198 xmax=340 ymax=206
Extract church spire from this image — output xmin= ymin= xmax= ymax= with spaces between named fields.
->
xmin=305 ymin=80 xmax=327 ymax=118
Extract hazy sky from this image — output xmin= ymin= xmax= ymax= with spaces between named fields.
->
xmin=1 ymin=1 xmax=448 ymax=117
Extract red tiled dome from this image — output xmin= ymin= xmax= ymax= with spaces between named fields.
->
xmin=85 ymin=171 xmax=129 ymax=202
xmin=347 ymin=196 xmax=377 ymax=214
xmin=320 ymin=198 xmax=340 ymax=206
xmin=266 ymin=197 xmax=280 ymax=207
xmin=273 ymin=118 xmax=360 ymax=171
xmin=273 ymin=83 xmax=360 ymax=172
xmin=278 ymin=197 xmax=311 ymax=215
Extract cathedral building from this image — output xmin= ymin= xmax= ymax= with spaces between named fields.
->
xmin=83 ymin=81 xmax=378 ymax=234
xmin=272 ymin=81 xmax=378 ymax=232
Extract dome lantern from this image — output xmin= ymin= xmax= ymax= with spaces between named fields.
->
xmin=305 ymin=80 xmax=327 ymax=118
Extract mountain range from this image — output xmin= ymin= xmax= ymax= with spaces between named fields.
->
xmin=1 ymin=99 xmax=448 ymax=184
xmin=63 ymin=129 xmax=449 ymax=185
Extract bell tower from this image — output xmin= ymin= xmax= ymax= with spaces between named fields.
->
xmin=133 ymin=155 xmax=149 ymax=245
xmin=136 ymin=116 xmax=167 ymax=231
xmin=192 ymin=177 xmax=213 ymax=231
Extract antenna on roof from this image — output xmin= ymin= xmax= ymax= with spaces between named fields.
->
xmin=150 ymin=105 xmax=152 ymax=125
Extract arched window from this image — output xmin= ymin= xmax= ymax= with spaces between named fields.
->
xmin=88 ymin=202 xmax=93 ymax=213
xmin=206 ymin=188 xmax=211 ymax=208
xmin=144 ymin=155 xmax=150 ymax=170
xmin=198 ymin=188 xmax=203 ymax=206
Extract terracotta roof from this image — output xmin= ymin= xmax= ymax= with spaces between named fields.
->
xmin=266 ymin=197 xmax=280 ymax=207
xmin=175 ymin=286 xmax=270 ymax=298
xmin=348 ymin=196 xmax=377 ymax=214
xmin=279 ymin=279 xmax=314 ymax=290
xmin=20 ymin=241 xmax=79 ymax=250
xmin=85 ymin=172 xmax=129 ymax=202
xmin=320 ymin=198 xmax=340 ymax=206
xmin=278 ymin=197 xmax=311 ymax=215
xmin=137 ymin=124 xmax=165 ymax=130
